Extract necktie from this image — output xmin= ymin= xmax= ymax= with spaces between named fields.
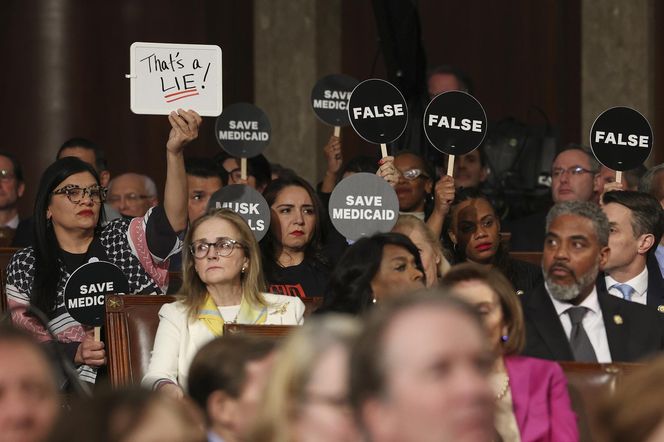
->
xmin=567 ymin=307 xmax=598 ymax=362
xmin=612 ymin=283 xmax=635 ymax=301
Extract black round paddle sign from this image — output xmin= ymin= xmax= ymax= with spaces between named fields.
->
xmin=207 ymin=184 xmax=271 ymax=241
xmin=311 ymin=74 xmax=359 ymax=127
xmin=328 ymin=173 xmax=399 ymax=241
xmin=64 ymin=260 xmax=129 ymax=327
xmin=348 ymin=79 xmax=408 ymax=144
xmin=423 ymin=91 xmax=488 ymax=156
xmin=590 ymin=106 xmax=653 ymax=171
xmin=215 ymin=103 xmax=271 ymax=158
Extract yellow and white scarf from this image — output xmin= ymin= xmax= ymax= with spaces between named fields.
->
xmin=197 ymin=293 xmax=268 ymax=336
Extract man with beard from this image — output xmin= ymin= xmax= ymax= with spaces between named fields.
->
xmin=520 ymin=201 xmax=664 ymax=362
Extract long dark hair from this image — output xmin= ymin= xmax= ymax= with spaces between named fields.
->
xmin=320 ymin=232 xmax=424 ymax=315
xmin=32 ymin=157 xmax=103 ymax=317
xmin=446 ymin=186 xmax=509 ymax=270
xmin=260 ymin=176 xmax=328 ymax=278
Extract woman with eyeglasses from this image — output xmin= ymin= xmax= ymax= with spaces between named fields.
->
xmin=447 ymin=187 xmax=542 ymax=295
xmin=143 ymin=209 xmax=304 ymax=398
xmin=6 ymin=110 xmax=201 ymax=386
xmin=392 ymin=151 xmax=455 ymax=240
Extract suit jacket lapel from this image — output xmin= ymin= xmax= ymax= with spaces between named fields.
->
xmin=597 ymin=289 xmax=630 ymax=361
xmin=526 ymin=285 xmax=574 ymax=360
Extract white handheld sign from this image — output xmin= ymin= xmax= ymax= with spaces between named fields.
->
xmin=128 ymin=42 xmax=223 ymax=116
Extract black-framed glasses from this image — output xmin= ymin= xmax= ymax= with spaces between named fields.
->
xmin=551 ymin=166 xmax=593 ymax=178
xmin=190 ymin=237 xmax=246 ymax=259
xmin=51 ymin=185 xmax=106 ymax=204
xmin=400 ymin=168 xmax=430 ymax=181
xmin=106 ymin=193 xmax=152 ymax=204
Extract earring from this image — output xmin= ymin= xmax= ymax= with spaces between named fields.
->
xmin=501 ymin=335 xmax=509 ymax=342
xmin=241 ymin=266 xmax=247 ymax=274
xmin=372 ymin=297 xmax=377 ymax=304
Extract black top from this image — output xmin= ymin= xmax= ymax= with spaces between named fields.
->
xmin=266 ymin=260 xmax=330 ymax=299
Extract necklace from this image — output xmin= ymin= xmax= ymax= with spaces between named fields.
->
xmin=495 ymin=373 xmax=510 ymax=400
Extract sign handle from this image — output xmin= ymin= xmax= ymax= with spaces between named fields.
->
xmin=380 ymin=143 xmax=388 ymax=158
xmin=447 ymin=155 xmax=455 ymax=177
xmin=615 ymin=170 xmax=622 ymax=185
xmin=94 ymin=326 xmax=101 ymax=342
xmin=333 ymin=126 xmax=341 ymax=137
xmin=241 ymin=158 xmax=247 ymax=181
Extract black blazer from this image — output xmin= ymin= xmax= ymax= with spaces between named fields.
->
xmin=520 ymin=283 xmax=664 ymax=362
xmin=596 ymin=254 xmax=664 ymax=312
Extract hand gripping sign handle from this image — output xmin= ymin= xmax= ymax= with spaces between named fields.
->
xmin=334 ymin=126 xmax=341 ymax=137
xmin=616 ymin=171 xmax=622 ymax=185
xmin=94 ymin=326 xmax=101 ymax=342
xmin=380 ymin=144 xmax=388 ymax=159
xmin=241 ymin=158 xmax=248 ymax=181
xmin=447 ymin=155 xmax=455 ymax=177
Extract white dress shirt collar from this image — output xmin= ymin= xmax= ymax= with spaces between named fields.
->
xmin=605 ymin=266 xmax=648 ymax=304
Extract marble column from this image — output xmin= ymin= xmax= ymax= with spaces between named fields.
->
xmin=254 ymin=0 xmax=341 ymax=184
xmin=581 ymin=0 xmax=655 ymax=163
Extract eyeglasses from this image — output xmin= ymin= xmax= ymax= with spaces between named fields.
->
xmin=399 ymin=168 xmax=430 ymax=181
xmin=106 ymin=193 xmax=152 ymax=204
xmin=551 ymin=166 xmax=593 ymax=178
xmin=51 ymin=185 xmax=106 ymax=204
xmin=0 ymin=169 xmax=16 ymax=182
xmin=190 ymin=237 xmax=246 ymax=259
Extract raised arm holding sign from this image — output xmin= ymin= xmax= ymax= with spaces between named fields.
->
xmin=348 ymin=79 xmax=408 ymax=159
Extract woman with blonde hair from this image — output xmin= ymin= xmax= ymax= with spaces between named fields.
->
xmin=143 ymin=209 xmax=304 ymax=398
xmin=392 ymin=214 xmax=451 ymax=287
xmin=249 ymin=315 xmax=362 ymax=442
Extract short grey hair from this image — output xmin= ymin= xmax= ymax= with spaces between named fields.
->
xmin=638 ymin=164 xmax=664 ymax=197
xmin=546 ymin=201 xmax=609 ymax=247
xmin=142 ymin=175 xmax=157 ymax=198
xmin=554 ymin=145 xmax=600 ymax=173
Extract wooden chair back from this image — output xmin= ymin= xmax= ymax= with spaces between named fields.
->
xmin=509 ymin=251 xmax=543 ymax=267
xmin=105 ymin=294 xmax=176 ymax=386
xmin=559 ymin=361 xmax=644 ymax=442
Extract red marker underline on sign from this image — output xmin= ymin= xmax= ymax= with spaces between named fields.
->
xmin=164 ymin=89 xmax=199 ymax=103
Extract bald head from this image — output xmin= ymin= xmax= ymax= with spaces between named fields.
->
xmin=107 ymin=173 xmax=158 ymax=217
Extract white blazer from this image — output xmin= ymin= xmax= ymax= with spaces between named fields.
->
xmin=142 ymin=293 xmax=304 ymax=390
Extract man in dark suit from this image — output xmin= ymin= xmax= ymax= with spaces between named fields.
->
xmin=521 ymin=201 xmax=664 ymax=362
xmin=507 ymin=146 xmax=599 ymax=252
xmin=598 ymin=191 xmax=664 ymax=312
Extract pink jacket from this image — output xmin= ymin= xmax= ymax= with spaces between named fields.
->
xmin=504 ymin=355 xmax=579 ymax=442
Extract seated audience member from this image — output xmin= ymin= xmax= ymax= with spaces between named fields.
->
xmin=215 ymin=151 xmax=272 ymax=193
xmin=188 ymin=335 xmax=277 ymax=442
xmin=507 ymin=145 xmax=599 ymax=252
xmin=448 ymin=147 xmax=489 ymax=190
xmin=0 ymin=151 xmax=28 ymax=246
xmin=57 ymin=137 xmax=120 ymax=224
xmin=393 ymin=151 xmax=455 ymax=239
xmin=250 ymin=315 xmax=362 ymax=442
xmin=448 ymin=187 xmax=542 ymax=295
xmin=392 ymin=214 xmax=450 ymax=287
xmin=319 ymin=233 xmax=424 ymax=315
xmin=8 ymin=111 xmax=199 ymax=385
xmin=521 ymin=201 xmax=664 ymax=362
xmin=596 ymin=355 xmax=664 ymax=442
xmin=0 ymin=326 xmax=60 ymax=442
xmin=594 ymin=164 xmax=647 ymax=196
xmin=599 ymin=191 xmax=664 ymax=309
xmin=48 ymin=387 xmax=205 ymax=442
xmin=638 ymin=164 xmax=664 ymax=274
xmin=261 ymin=176 xmax=332 ymax=299
xmin=106 ymin=172 xmax=159 ymax=218
xmin=350 ymin=292 xmax=495 ymax=442
xmin=639 ymin=163 xmax=664 ymax=207
xmin=442 ymin=264 xmax=578 ymax=442
xmin=143 ymin=209 xmax=304 ymax=396
xmin=427 ymin=64 xmax=473 ymax=98
xmin=185 ymin=157 xmax=226 ymax=223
